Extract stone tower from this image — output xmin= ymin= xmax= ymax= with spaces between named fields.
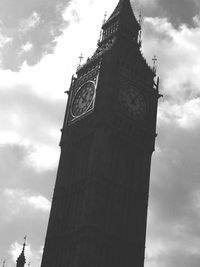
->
xmin=41 ymin=0 xmax=160 ymax=266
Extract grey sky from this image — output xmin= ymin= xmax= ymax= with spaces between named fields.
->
xmin=0 ymin=143 xmax=56 ymax=264
xmin=0 ymin=0 xmax=72 ymax=70
xmin=133 ymin=0 xmax=200 ymax=28
xmin=0 ymin=0 xmax=200 ymax=266
xmin=0 ymin=0 xmax=198 ymax=71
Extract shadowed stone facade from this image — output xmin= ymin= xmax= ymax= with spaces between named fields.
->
xmin=41 ymin=0 xmax=160 ymax=266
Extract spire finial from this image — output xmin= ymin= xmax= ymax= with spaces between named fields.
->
xmin=23 ymin=236 xmax=27 ymax=250
xmin=103 ymin=12 xmax=107 ymax=24
xmin=139 ymin=11 xmax=142 ymax=25
xmin=152 ymin=55 xmax=158 ymax=73
xmin=98 ymin=12 xmax=108 ymax=44
xmin=77 ymin=53 xmax=83 ymax=70
xmin=78 ymin=54 xmax=83 ymax=65
xmin=138 ymin=11 xmax=142 ymax=47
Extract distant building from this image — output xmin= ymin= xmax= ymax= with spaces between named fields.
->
xmin=16 ymin=237 xmax=26 ymax=267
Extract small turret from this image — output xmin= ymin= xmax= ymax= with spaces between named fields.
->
xmin=16 ymin=237 xmax=26 ymax=267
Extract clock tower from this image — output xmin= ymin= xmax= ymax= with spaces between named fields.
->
xmin=41 ymin=0 xmax=160 ymax=266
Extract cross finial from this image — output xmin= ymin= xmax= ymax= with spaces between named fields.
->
xmin=98 ymin=12 xmax=108 ymax=44
xmin=77 ymin=53 xmax=83 ymax=70
xmin=79 ymin=53 xmax=83 ymax=65
xmin=22 ymin=235 xmax=27 ymax=253
xmin=139 ymin=11 xmax=142 ymax=26
xmin=152 ymin=55 xmax=158 ymax=73
xmin=2 ymin=259 xmax=6 ymax=267
xmin=103 ymin=12 xmax=107 ymax=24
xmin=23 ymin=236 xmax=27 ymax=246
xmin=138 ymin=11 xmax=142 ymax=47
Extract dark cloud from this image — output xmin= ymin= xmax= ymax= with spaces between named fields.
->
xmin=157 ymin=0 xmax=200 ymax=27
xmin=0 ymin=0 xmax=72 ymax=71
xmin=0 ymin=143 xmax=57 ymax=265
xmin=0 ymin=143 xmax=57 ymax=197
xmin=133 ymin=0 xmax=200 ymax=28
xmin=0 ymin=85 xmax=65 ymax=263
xmin=138 ymin=12 xmax=200 ymax=267
xmin=146 ymin=111 xmax=200 ymax=266
xmin=153 ymin=113 xmax=200 ymax=220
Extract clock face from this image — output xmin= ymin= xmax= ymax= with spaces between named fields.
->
xmin=71 ymin=82 xmax=95 ymax=117
xmin=120 ymin=87 xmax=146 ymax=120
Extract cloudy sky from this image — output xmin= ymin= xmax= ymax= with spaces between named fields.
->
xmin=0 ymin=0 xmax=200 ymax=266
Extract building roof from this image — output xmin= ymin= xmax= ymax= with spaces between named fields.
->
xmin=103 ymin=0 xmax=140 ymax=30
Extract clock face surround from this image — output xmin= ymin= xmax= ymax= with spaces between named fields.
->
xmin=120 ymin=86 xmax=146 ymax=120
xmin=71 ymin=81 xmax=96 ymax=118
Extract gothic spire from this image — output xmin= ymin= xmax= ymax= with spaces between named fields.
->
xmin=16 ymin=237 xmax=26 ymax=267
xmin=100 ymin=0 xmax=141 ymax=45
xmin=104 ymin=0 xmax=140 ymax=29
xmin=106 ymin=0 xmax=130 ymax=23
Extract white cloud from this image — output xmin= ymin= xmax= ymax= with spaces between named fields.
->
xmin=0 ymin=33 xmax=12 ymax=48
xmin=0 ymin=0 xmax=119 ymax=171
xmin=0 ymin=131 xmax=21 ymax=144
xmin=145 ymin=240 xmax=166 ymax=267
xmin=193 ymin=15 xmax=200 ymax=26
xmin=26 ymin=144 xmax=59 ymax=171
xmin=140 ymin=15 xmax=200 ymax=267
xmin=28 ymin=195 xmax=51 ymax=211
xmin=0 ymin=86 xmax=63 ymax=171
xmin=143 ymin=17 xmax=200 ymax=99
xmin=142 ymin=16 xmax=200 ymax=134
xmin=4 ymin=189 xmax=51 ymax=216
xmin=158 ymin=98 xmax=200 ymax=129
xmin=21 ymin=42 xmax=33 ymax=52
xmin=0 ymin=0 xmax=117 ymax=99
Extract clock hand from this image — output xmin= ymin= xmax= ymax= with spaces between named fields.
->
xmin=82 ymin=95 xmax=88 ymax=103
xmin=82 ymin=92 xmax=90 ymax=103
